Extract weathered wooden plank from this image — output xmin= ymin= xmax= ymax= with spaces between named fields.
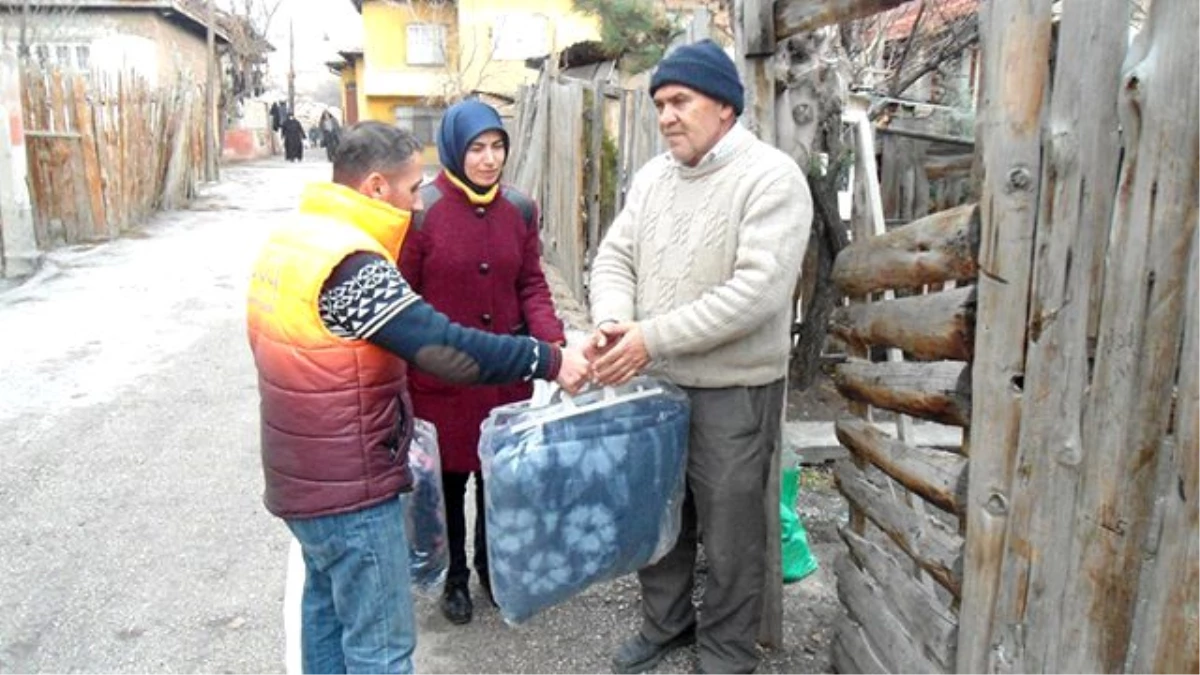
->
xmin=1127 ymin=233 xmax=1198 ymax=673
xmin=923 ymin=153 xmax=974 ymax=181
xmin=835 ymin=460 xmax=963 ymax=596
xmin=982 ymin=1 xmax=1129 ymax=672
xmin=837 ymin=552 xmax=945 ymax=673
xmin=775 ymin=0 xmax=913 ymax=41
xmin=48 ymin=69 xmax=82 ymax=241
xmin=836 ymin=418 xmax=966 ymax=514
xmin=734 ymin=0 xmax=776 ymax=145
xmin=830 ymin=286 xmax=975 ymax=361
xmin=1060 ymin=1 xmax=1199 ymax=670
xmin=841 ymin=527 xmax=958 ymax=669
xmin=71 ymin=74 xmax=107 ymax=236
xmin=832 ymin=203 xmax=979 ymax=297
xmin=956 ymin=0 xmax=1053 ymax=670
xmin=877 ymin=124 xmax=974 ymax=148
xmin=738 ymin=0 xmax=775 ymax=56
xmin=758 ymin=408 xmax=783 ymax=649
xmin=586 ymin=83 xmax=603 ymax=268
xmin=831 ymin=359 xmax=971 ymax=427
xmin=833 ymin=614 xmax=889 ymax=674
xmin=544 ymin=80 xmax=586 ymax=302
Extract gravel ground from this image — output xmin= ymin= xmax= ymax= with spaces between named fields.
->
xmin=411 ymin=386 xmax=851 ymax=674
xmin=417 ymin=263 xmax=857 ymax=675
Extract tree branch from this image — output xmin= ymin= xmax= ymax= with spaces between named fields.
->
xmin=886 ymin=0 xmax=926 ymax=95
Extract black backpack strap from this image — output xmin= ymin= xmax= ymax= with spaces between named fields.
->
xmin=501 ymin=186 xmax=536 ymax=230
xmin=412 ymin=182 xmax=443 ymax=232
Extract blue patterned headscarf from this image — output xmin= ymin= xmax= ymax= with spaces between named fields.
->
xmin=436 ymin=99 xmax=510 ymax=189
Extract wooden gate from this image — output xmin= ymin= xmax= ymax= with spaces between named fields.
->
xmin=20 ymin=66 xmax=206 ymax=247
xmin=507 ymin=71 xmax=660 ymax=307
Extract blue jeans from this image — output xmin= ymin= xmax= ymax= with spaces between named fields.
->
xmin=286 ymin=497 xmax=416 ymax=674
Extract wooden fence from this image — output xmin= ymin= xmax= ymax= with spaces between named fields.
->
xmin=959 ymin=0 xmax=1197 ymax=671
xmin=821 ymin=0 xmax=1198 ymax=672
xmin=827 ymin=102 xmax=976 ymax=673
xmin=507 ymin=71 xmax=660 ymax=308
xmin=20 ymin=66 xmax=206 ymax=247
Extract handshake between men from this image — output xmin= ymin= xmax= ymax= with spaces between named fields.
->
xmin=552 ymin=321 xmax=650 ymax=395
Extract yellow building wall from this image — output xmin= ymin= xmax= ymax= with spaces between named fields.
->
xmin=339 ymin=65 xmax=356 ymax=123
xmin=456 ymin=0 xmax=599 ymax=96
xmin=361 ymin=0 xmax=457 ymax=100
xmin=354 ymin=58 xmax=368 ymax=121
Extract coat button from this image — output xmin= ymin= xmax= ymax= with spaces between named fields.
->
xmin=474 ymin=206 xmax=486 ymax=217
xmin=479 ymin=262 xmax=490 ymax=274
xmin=481 ymin=313 xmax=492 ymax=325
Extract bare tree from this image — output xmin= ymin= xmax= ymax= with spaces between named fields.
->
xmin=219 ymin=0 xmax=282 ymax=102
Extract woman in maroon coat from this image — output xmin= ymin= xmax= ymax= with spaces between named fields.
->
xmin=400 ymin=99 xmax=565 ymax=625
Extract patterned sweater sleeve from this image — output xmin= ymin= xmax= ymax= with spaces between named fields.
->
xmin=640 ymin=167 xmax=813 ymax=360
xmin=319 ymin=252 xmax=561 ymax=383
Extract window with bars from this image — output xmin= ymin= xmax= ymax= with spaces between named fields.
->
xmin=406 ymin=24 xmax=447 ymax=66
xmin=393 ymin=106 xmax=444 ymax=145
xmin=32 ymin=43 xmax=92 ymax=73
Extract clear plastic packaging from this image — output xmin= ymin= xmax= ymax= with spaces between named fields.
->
xmin=400 ymin=418 xmax=448 ymax=595
xmin=479 ymin=377 xmax=690 ymax=624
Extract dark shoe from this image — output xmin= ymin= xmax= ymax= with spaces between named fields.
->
xmin=611 ymin=629 xmax=696 ymax=674
xmin=440 ymin=584 xmax=473 ymax=625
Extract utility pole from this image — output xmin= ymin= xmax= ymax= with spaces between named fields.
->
xmin=205 ymin=0 xmax=219 ymax=181
xmin=287 ymin=17 xmax=295 ymax=115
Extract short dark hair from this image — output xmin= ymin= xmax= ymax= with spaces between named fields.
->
xmin=332 ymin=121 xmax=423 ymax=187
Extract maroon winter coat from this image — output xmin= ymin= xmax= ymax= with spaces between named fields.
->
xmin=400 ymin=172 xmax=565 ymax=473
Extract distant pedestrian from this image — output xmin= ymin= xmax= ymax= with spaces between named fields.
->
xmin=281 ymin=113 xmax=305 ymax=162
xmin=320 ymin=110 xmax=341 ymax=162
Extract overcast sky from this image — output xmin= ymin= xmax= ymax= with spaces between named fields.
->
xmin=257 ymin=0 xmax=364 ymax=93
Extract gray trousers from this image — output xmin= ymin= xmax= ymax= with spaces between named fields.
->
xmin=637 ymin=379 xmax=785 ymax=674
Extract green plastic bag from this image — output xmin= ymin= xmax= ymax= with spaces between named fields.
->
xmin=781 ymin=465 xmax=819 ymax=583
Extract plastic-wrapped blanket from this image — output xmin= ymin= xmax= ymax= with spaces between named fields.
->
xmin=479 ymin=378 xmax=690 ymax=624
xmin=401 ymin=419 xmax=448 ymax=595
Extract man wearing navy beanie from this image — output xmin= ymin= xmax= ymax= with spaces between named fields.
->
xmin=589 ymin=38 xmax=813 ymax=675
xmin=650 ymin=39 xmax=745 ymax=116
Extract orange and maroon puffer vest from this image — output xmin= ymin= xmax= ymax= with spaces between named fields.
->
xmin=247 ymin=182 xmax=415 ymax=519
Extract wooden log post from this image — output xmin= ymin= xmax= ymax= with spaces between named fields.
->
xmin=829 ymin=285 xmax=976 ymax=362
xmin=831 ymin=203 xmax=979 ymax=297
xmin=1061 ymin=1 xmax=1199 ymax=671
xmin=841 ymin=528 xmax=959 ymax=670
xmin=774 ymin=0 xmax=913 ymax=42
xmin=734 ymin=0 xmax=783 ymax=649
xmin=835 ymin=461 xmax=964 ymax=596
xmin=832 ymin=614 xmax=890 ymax=674
xmin=957 ymin=0 xmax=1054 ymax=671
xmin=835 ymin=553 xmax=944 ymax=673
xmin=831 ymin=359 xmax=972 ymax=427
xmin=984 ymin=1 xmax=1128 ymax=672
xmin=1126 ymin=232 xmax=1198 ymax=674
xmin=836 ymin=418 xmax=968 ymax=514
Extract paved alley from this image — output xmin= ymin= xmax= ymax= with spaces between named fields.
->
xmin=0 ymin=156 xmax=842 ymax=674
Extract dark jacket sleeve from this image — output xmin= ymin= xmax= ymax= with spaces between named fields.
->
xmin=513 ymin=198 xmax=566 ymax=343
xmin=321 ymin=252 xmax=562 ymax=384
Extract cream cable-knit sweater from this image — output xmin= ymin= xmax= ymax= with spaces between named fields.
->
xmin=589 ymin=123 xmax=813 ymax=388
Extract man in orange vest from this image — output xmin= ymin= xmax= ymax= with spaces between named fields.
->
xmin=247 ymin=121 xmax=588 ymax=674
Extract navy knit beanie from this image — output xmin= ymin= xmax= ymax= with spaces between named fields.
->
xmin=649 ymin=39 xmax=744 ymax=116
